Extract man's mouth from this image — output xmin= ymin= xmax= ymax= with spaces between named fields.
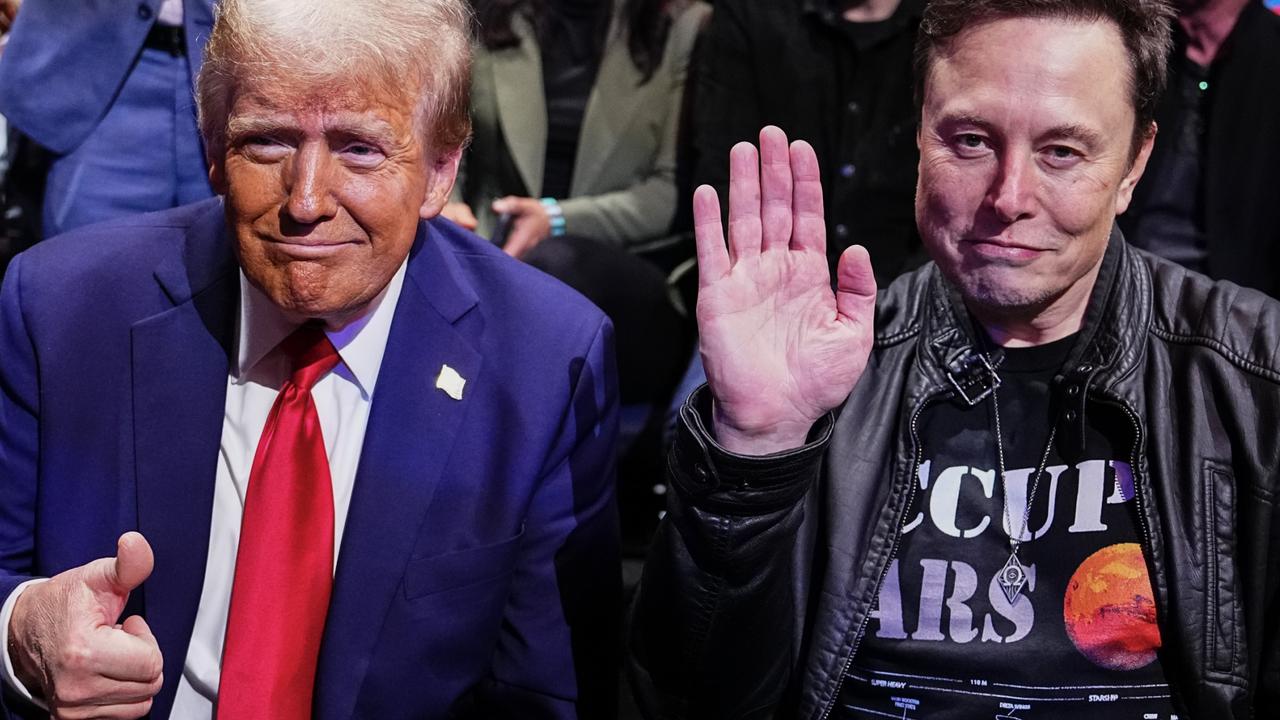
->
xmin=960 ymin=236 xmax=1052 ymax=265
xmin=267 ymin=238 xmax=357 ymax=258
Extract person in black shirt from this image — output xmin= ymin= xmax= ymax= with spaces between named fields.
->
xmin=628 ymin=0 xmax=1280 ymax=718
xmin=1120 ymin=0 xmax=1280 ymax=297
xmin=692 ymin=0 xmax=925 ymax=285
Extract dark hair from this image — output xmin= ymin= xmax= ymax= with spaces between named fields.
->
xmin=913 ymin=0 xmax=1175 ymax=154
xmin=471 ymin=0 xmax=673 ymax=84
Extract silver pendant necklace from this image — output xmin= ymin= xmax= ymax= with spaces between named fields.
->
xmin=989 ymin=379 xmax=1057 ymax=605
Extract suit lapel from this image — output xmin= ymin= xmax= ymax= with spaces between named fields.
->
xmin=132 ymin=204 xmax=238 ymax=720
xmin=572 ymin=8 xmax=644 ymax=195
xmin=314 ymin=223 xmax=481 ymax=720
xmin=491 ymin=14 xmax=547 ymax=196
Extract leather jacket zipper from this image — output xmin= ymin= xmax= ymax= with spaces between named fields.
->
xmin=818 ymin=390 xmax=945 ymax=720
xmin=1091 ymin=394 xmax=1160 ymax=608
xmin=1093 ymin=392 xmax=1187 ymax=714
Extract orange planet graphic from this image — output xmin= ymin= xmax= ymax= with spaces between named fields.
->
xmin=1063 ymin=543 xmax=1161 ymax=670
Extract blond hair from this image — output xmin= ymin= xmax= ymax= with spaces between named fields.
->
xmin=197 ymin=0 xmax=474 ymax=159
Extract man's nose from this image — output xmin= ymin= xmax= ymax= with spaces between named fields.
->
xmin=987 ymin=152 xmax=1037 ymax=223
xmin=284 ymin=143 xmax=338 ymax=224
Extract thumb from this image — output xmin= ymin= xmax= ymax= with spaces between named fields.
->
xmin=100 ymin=532 xmax=155 ymax=596
xmin=834 ymin=244 xmax=877 ymax=326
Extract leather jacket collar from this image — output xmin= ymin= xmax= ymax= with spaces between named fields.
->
xmin=911 ymin=226 xmax=1150 ymax=452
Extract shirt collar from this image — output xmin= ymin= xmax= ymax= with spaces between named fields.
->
xmin=234 ymin=259 xmax=410 ymax=399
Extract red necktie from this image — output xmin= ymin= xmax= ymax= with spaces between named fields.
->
xmin=217 ymin=324 xmax=340 ymax=719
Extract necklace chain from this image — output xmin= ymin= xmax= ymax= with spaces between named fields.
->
xmin=988 ymin=357 xmax=1059 ymax=604
xmin=990 ymin=382 xmax=1057 ymax=556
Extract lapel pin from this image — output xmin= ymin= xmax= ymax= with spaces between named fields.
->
xmin=436 ymin=364 xmax=466 ymax=401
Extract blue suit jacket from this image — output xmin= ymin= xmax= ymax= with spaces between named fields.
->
xmin=0 ymin=199 xmax=621 ymax=718
xmin=0 ymin=0 xmax=216 ymax=153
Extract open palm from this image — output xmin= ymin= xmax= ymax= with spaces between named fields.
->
xmin=696 ymin=127 xmax=877 ymax=455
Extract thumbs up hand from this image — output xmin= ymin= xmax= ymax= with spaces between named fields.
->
xmin=7 ymin=532 xmax=164 ymax=719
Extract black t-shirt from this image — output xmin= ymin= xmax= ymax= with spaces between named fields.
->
xmin=539 ymin=0 xmax=608 ymax=199
xmin=1127 ymin=56 xmax=1211 ymax=273
xmin=836 ymin=335 xmax=1181 ymax=719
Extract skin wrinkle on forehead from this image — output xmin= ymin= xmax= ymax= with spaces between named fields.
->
xmin=926 ymin=15 xmax=1148 ymax=158
xmin=217 ymin=62 xmax=442 ymax=150
xmin=929 ymin=36 xmax=1134 ymax=132
xmin=236 ymin=82 xmax=445 ymax=163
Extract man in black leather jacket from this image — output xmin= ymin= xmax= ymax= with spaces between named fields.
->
xmin=628 ymin=0 xmax=1279 ymax=718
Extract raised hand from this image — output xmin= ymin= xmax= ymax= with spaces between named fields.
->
xmin=7 ymin=532 xmax=164 ymax=719
xmin=695 ymin=126 xmax=877 ymax=455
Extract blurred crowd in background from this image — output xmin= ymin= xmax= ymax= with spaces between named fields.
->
xmin=0 ymin=0 xmax=1277 ymax=558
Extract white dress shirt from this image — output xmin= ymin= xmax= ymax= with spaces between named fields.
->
xmin=1 ymin=260 xmax=408 ymax=718
xmin=157 ymin=0 xmax=184 ymax=27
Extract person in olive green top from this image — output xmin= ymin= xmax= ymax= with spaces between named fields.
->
xmin=446 ymin=0 xmax=710 ymax=408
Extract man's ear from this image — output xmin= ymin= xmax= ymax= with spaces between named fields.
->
xmin=208 ymin=147 xmax=229 ymax=195
xmin=419 ymin=146 xmax=464 ymax=220
xmin=1115 ymin=122 xmax=1156 ymax=216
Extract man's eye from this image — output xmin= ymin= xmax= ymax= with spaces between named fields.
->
xmin=949 ymin=133 xmax=990 ymax=156
xmin=1043 ymin=145 xmax=1083 ymax=166
xmin=239 ymin=135 xmax=289 ymax=159
xmin=342 ymin=143 xmax=381 ymax=158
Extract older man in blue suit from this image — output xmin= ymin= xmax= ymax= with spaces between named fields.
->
xmin=0 ymin=0 xmax=216 ymax=237
xmin=0 ymin=1 xmax=621 ymax=718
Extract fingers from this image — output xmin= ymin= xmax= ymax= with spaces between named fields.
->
xmin=440 ymin=202 xmax=477 ymax=230
xmin=693 ymin=185 xmax=729 ymax=285
xmin=502 ymin=225 xmax=535 ymax=258
xmin=119 ymin=615 xmax=154 ymax=644
xmin=490 ymin=196 xmax=517 ymax=215
xmin=492 ymin=197 xmax=550 ymax=259
xmin=50 ymin=699 xmax=154 ymax=720
xmin=501 ymin=214 xmax=549 ymax=260
xmin=491 ymin=196 xmax=533 ymax=217
xmin=89 ymin=622 xmax=162 ymax=684
xmin=835 ymin=244 xmax=878 ymax=327
xmin=759 ymin=126 xmax=793 ymax=252
xmin=40 ymin=621 xmax=162 ymax=717
xmin=726 ymin=142 xmax=762 ymax=263
xmin=699 ymin=127 xmax=824 ymax=286
xmin=789 ymin=140 xmax=826 ymax=254
xmin=107 ymin=533 xmax=153 ymax=595
xmin=50 ymin=670 xmax=161 ymax=708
